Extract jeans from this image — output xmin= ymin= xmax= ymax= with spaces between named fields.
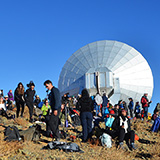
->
xmin=102 ymin=106 xmax=109 ymax=118
xmin=80 ymin=112 xmax=93 ymax=142
xmin=96 ymin=105 xmax=101 ymax=116
xmin=143 ymin=107 xmax=148 ymax=118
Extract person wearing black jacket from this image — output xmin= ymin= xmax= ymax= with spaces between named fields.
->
xmin=14 ymin=82 xmax=25 ymax=118
xmin=25 ymin=81 xmax=36 ymax=122
xmin=77 ymin=89 xmax=94 ymax=142
xmin=112 ymin=109 xmax=136 ymax=150
xmin=44 ymin=80 xmax=61 ymax=140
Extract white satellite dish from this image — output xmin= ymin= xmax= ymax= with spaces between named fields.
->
xmin=58 ymin=40 xmax=153 ymax=105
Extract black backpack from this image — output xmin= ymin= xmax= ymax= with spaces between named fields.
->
xmin=4 ymin=126 xmax=21 ymax=141
xmin=71 ymin=115 xmax=81 ymax=126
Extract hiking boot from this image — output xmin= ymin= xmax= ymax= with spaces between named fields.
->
xmin=130 ymin=143 xmax=137 ymax=150
xmin=118 ymin=142 xmax=125 ymax=150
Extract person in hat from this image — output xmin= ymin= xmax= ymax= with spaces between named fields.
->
xmin=4 ymin=95 xmax=12 ymax=110
xmin=34 ymin=95 xmax=41 ymax=108
xmin=25 ymin=81 xmax=36 ymax=122
xmin=112 ymin=109 xmax=137 ymax=150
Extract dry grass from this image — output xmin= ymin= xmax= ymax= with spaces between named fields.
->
xmin=0 ymin=109 xmax=160 ymax=160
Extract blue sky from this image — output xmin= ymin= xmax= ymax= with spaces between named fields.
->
xmin=0 ymin=0 xmax=159 ymax=113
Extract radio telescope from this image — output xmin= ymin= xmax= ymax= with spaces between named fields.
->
xmin=58 ymin=40 xmax=153 ymax=104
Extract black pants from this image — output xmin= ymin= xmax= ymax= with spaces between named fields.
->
xmin=119 ymin=128 xmax=135 ymax=143
xmin=129 ymin=109 xmax=133 ymax=118
xmin=48 ymin=109 xmax=61 ymax=139
xmin=105 ymin=128 xmax=118 ymax=139
xmin=45 ymin=115 xmax=51 ymax=136
xmin=26 ymin=102 xmax=34 ymax=120
xmin=16 ymin=101 xmax=25 ymax=118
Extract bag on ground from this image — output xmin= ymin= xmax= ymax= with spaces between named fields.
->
xmin=19 ymin=124 xmax=41 ymax=141
xmin=99 ymin=133 xmax=112 ymax=148
xmin=4 ymin=126 xmax=21 ymax=141
xmin=45 ymin=141 xmax=84 ymax=153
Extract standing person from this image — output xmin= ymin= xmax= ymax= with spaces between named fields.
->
xmin=77 ymin=89 xmax=94 ymax=142
xmin=141 ymin=93 xmax=152 ymax=120
xmin=25 ymin=81 xmax=36 ymax=122
xmin=134 ymin=102 xmax=141 ymax=119
xmin=128 ymin=98 xmax=134 ymax=118
xmin=102 ymin=93 xmax=108 ymax=118
xmin=95 ymin=93 xmax=103 ymax=116
xmin=44 ymin=80 xmax=61 ymax=140
xmin=14 ymin=82 xmax=25 ymax=118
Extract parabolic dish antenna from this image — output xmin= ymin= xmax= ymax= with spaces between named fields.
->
xmin=58 ymin=40 xmax=153 ymax=104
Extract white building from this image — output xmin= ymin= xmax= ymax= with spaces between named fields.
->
xmin=58 ymin=40 xmax=153 ymax=105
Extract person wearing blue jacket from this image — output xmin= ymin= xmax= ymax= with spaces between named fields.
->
xmin=128 ymin=98 xmax=134 ymax=118
xmin=134 ymin=102 xmax=141 ymax=119
xmin=44 ymin=80 xmax=61 ymax=140
xmin=105 ymin=110 xmax=115 ymax=129
xmin=102 ymin=93 xmax=108 ymax=118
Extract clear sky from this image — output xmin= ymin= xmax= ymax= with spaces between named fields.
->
xmin=0 ymin=0 xmax=159 ymax=113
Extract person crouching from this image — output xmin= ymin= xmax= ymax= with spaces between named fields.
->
xmin=112 ymin=109 xmax=137 ymax=150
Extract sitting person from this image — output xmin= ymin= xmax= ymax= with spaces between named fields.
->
xmin=134 ymin=102 xmax=141 ymax=119
xmin=4 ymin=95 xmax=13 ymax=110
xmin=34 ymin=95 xmax=41 ymax=108
xmin=41 ymin=99 xmax=51 ymax=116
xmin=41 ymin=99 xmax=52 ymax=136
xmin=8 ymin=90 xmax=14 ymax=103
xmin=0 ymin=96 xmax=8 ymax=117
xmin=105 ymin=110 xmax=115 ymax=130
xmin=114 ymin=104 xmax=120 ymax=117
xmin=112 ymin=109 xmax=137 ymax=150
xmin=151 ymin=111 xmax=159 ymax=121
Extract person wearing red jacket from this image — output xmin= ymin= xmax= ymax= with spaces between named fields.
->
xmin=141 ymin=93 xmax=152 ymax=119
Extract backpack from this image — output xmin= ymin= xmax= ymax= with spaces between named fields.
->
xmin=19 ymin=124 xmax=41 ymax=142
xmin=151 ymin=117 xmax=160 ymax=132
xmin=71 ymin=115 xmax=81 ymax=126
xmin=99 ymin=133 xmax=112 ymax=148
xmin=46 ymin=141 xmax=84 ymax=153
xmin=4 ymin=126 xmax=21 ymax=141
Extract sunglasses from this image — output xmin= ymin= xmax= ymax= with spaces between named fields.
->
xmin=45 ymin=85 xmax=49 ymax=88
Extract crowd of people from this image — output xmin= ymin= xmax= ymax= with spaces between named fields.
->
xmin=0 ymin=80 xmax=160 ymax=150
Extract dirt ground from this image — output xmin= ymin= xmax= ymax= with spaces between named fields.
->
xmin=0 ymin=107 xmax=160 ymax=160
